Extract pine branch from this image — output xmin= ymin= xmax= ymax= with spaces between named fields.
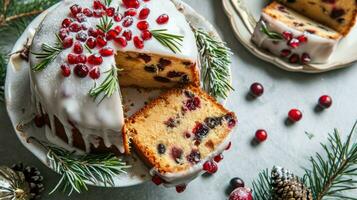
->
xmin=260 ymin=21 xmax=283 ymax=40
xmin=96 ymin=15 xmax=113 ymax=33
xmin=194 ymin=29 xmax=233 ymax=99
xmin=151 ymin=29 xmax=184 ymax=53
xmin=252 ymin=169 xmax=273 ymax=200
xmin=31 ymin=35 xmax=63 ymax=71
xmin=89 ymin=66 xmax=119 ymax=103
xmin=28 ymin=137 xmax=130 ymax=195
xmin=104 ymin=0 xmax=113 ymax=7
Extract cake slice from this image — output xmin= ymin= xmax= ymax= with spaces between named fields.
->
xmin=278 ymin=0 xmax=357 ymax=36
xmin=252 ymin=2 xmax=341 ymax=64
xmin=123 ymin=86 xmax=237 ymax=186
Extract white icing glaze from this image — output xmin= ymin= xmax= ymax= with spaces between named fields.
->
xmin=252 ymin=13 xmax=340 ymax=64
xmin=29 ymin=0 xmax=198 ymax=154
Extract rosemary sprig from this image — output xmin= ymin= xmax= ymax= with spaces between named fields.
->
xmin=97 ymin=15 xmax=113 ymax=33
xmin=104 ymin=0 xmax=112 ymax=7
xmin=31 ymin=34 xmax=63 ymax=71
xmin=151 ymin=29 xmax=184 ymax=53
xmin=260 ymin=21 xmax=283 ymax=40
xmin=89 ymin=66 xmax=119 ymax=102
xmin=28 ymin=137 xmax=130 ymax=195
xmin=194 ymin=29 xmax=233 ymax=99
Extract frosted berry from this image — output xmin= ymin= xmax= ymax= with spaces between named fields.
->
xmin=114 ymin=26 xmax=122 ymax=34
xmin=62 ymin=37 xmax=74 ymax=49
xmin=139 ymin=8 xmax=150 ymax=19
xmin=70 ymin=4 xmax=82 ymax=16
xmin=230 ymin=177 xmax=245 ymax=189
xmin=106 ymin=7 xmax=115 ymax=17
xmin=301 ymin=53 xmax=311 ymax=64
xmin=280 ymin=49 xmax=291 ymax=57
xmin=123 ymin=30 xmax=132 ymax=40
xmin=60 ymin=65 xmax=71 ymax=77
xmin=73 ymin=42 xmax=83 ymax=54
xmin=114 ymin=13 xmax=123 ymax=22
xmin=88 ymin=54 xmax=103 ymax=65
xmin=152 ymin=175 xmax=163 ymax=185
xmin=213 ymin=154 xmax=224 ymax=163
xmin=288 ymin=38 xmax=300 ymax=48
xmin=288 ymin=109 xmax=303 ymax=122
xmin=99 ymin=47 xmax=114 ymax=57
xmin=289 ymin=54 xmax=300 ymax=64
xmin=74 ymin=64 xmax=89 ymax=78
xmin=62 ymin=18 xmax=72 ymax=28
xmin=229 ymin=187 xmax=253 ymax=200
xmin=76 ymin=31 xmax=88 ymax=42
xmin=83 ymin=8 xmax=93 ymax=17
xmin=93 ymin=0 xmax=105 ymax=9
xmin=137 ymin=21 xmax=149 ymax=30
xmin=133 ymin=36 xmax=144 ymax=49
xmin=76 ymin=54 xmax=87 ymax=64
xmin=297 ymin=35 xmax=308 ymax=43
xmin=318 ymin=95 xmax=332 ymax=109
xmin=123 ymin=17 xmax=134 ymax=27
xmin=69 ymin=22 xmax=81 ymax=32
xmin=124 ymin=8 xmax=137 ymax=17
xmin=88 ymin=28 xmax=98 ymax=37
xmin=67 ymin=53 xmax=77 ymax=64
xmin=203 ymin=161 xmax=218 ymax=174
xmin=156 ymin=14 xmax=169 ymax=24
xmin=106 ymin=29 xmax=118 ymax=40
xmin=123 ymin=0 xmax=140 ymax=9
xmin=255 ymin=129 xmax=268 ymax=142
xmin=282 ymin=31 xmax=293 ymax=41
xmin=86 ymin=37 xmax=97 ymax=49
xmin=89 ymin=67 xmax=100 ymax=79
xmin=93 ymin=9 xmax=105 ymax=18
xmin=59 ymin=28 xmax=69 ymax=40
xmin=115 ymin=37 xmax=128 ymax=47
xmin=175 ymin=184 xmax=187 ymax=193
xmin=250 ymin=82 xmax=264 ymax=97
xmin=75 ymin=13 xmax=86 ymax=23
xmin=96 ymin=36 xmax=107 ymax=47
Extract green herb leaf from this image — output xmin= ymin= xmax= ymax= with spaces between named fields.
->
xmin=97 ymin=15 xmax=113 ymax=33
xmin=151 ymin=29 xmax=184 ymax=53
xmin=260 ymin=21 xmax=283 ymax=40
xmin=104 ymin=0 xmax=113 ymax=7
xmin=89 ymin=66 xmax=119 ymax=103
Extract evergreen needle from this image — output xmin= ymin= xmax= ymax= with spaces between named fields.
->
xmin=151 ymin=29 xmax=184 ymax=53
xmin=89 ymin=66 xmax=119 ymax=103
xmin=260 ymin=21 xmax=283 ymax=40
xmin=97 ymin=15 xmax=113 ymax=33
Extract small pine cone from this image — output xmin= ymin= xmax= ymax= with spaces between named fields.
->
xmin=12 ymin=163 xmax=44 ymax=200
xmin=271 ymin=166 xmax=312 ymax=200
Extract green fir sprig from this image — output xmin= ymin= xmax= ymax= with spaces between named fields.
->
xmin=28 ymin=137 xmax=130 ymax=195
xmin=104 ymin=0 xmax=113 ymax=7
xmin=89 ymin=66 xmax=119 ymax=103
xmin=194 ymin=29 xmax=233 ymax=99
xmin=252 ymin=121 xmax=357 ymax=200
xmin=97 ymin=15 xmax=113 ymax=33
xmin=260 ymin=21 xmax=283 ymax=40
xmin=151 ymin=29 xmax=184 ymax=53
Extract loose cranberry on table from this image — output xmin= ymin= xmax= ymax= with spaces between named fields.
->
xmin=288 ymin=109 xmax=303 ymax=122
xmin=318 ymin=95 xmax=332 ymax=109
xmin=229 ymin=187 xmax=253 ymax=200
xmin=213 ymin=154 xmax=224 ymax=163
xmin=255 ymin=129 xmax=268 ymax=142
xmin=230 ymin=177 xmax=245 ymax=189
xmin=250 ymin=82 xmax=264 ymax=97
xmin=203 ymin=160 xmax=218 ymax=174
xmin=175 ymin=184 xmax=187 ymax=193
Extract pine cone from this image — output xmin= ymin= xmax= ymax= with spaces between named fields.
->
xmin=271 ymin=166 xmax=312 ymax=200
xmin=12 ymin=163 xmax=44 ymax=200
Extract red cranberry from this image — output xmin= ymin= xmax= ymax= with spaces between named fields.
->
xmin=70 ymin=4 xmax=82 ymax=16
xmin=93 ymin=9 xmax=105 ymax=18
xmin=124 ymin=8 xmax=137 ymax=17
xmin=76 ymin=54 xmax=87 ymax=64
xmin=86 ymin=37 xmax=97 ymax=49
xmin=74 ymin=64 xmax=89 ymax=78
xmin=96 ymin=29 xmax=105 ymax=37
xmin=151 ymin=175 xmax=163 ymax=185
xmin=250 ymin=82 xmax=264 ymax=97
xmin=123 ymin=30 xmax=132 ymax=40
xmin=106 ymin=29 xmax=119 ymax=40
xmin=229 ymin=187 xmax=253 ymax=200
xmin=123 ymin=17 xmax=134 ymax=27
xmin=280 ymin=49 xmax=291 ymax=57
xmin=88 ymin=28 xmax=98 ymax=37
xmin=83 ymin=8 xmax=93 ymax=17
xmin=225 ymin=114 xmax=237 ymax=129
xmin=93 ymin=0 xmax=105 ymax=9
xmin=255 ymin=129 xmax=268 ymax=142
xmin=230 ymin=177 xmax=245 ymax=189
xmin=213 ymin=154 xmax=224 ymax=163
xmin=137 ymin=21 xmax=149 ymax=30
xmin=115 ymin=37 xmax=128 ymax=47
xmin=133 ymin=36 xmax=144 ymax=49
xmin=318 ymin=95 xmax=332 ymax=109
xmin=288 ymin=109 xmax=303 ymax=122
xmin=123 ymin=0 xmax=140 ymax=8
xmin=88 ymin=54 xmax=103 ymax=65
xmin=96 ymin=36 xmax=107 ymax=47
xmin=156 ymin=14 xmax=169 ymax=24
xmin=139 ymin=8 xmax=150 ymax=19
xmin=114 ymin=13 xmax=123 ymax=22
xmin=99 ymin=47 xmax=114 ymax=57
xmin=75 ymin=13 xmax=86 ymax=23
xmin=301 ymin=53 xmax=311 ymax=64
xmin=62 ymin=37 xmax=74 ymax=49
xmin=175 ymin=184 xmax=187 ymax=193
xmin=73 ymin=42 xmax=83 ymax=54
xmin=89 ymin=67 xmax=100 ymax=79
xmin=67 ymin=53 xmax=77 ymax=64
xmin=203 ymin=161 xmax=218 ymax=174
xmin=114 ymin=26 xmax=122 ymax=34
xmin=289 ymin=54 xmax=300 ymax=64
xmin=297 ymin=35 xmax=308 ymax=43
xmin=282 ymin=31 xmax=293 ymax=41
xmin=60 ymin=65 xmax=71 ymax=77
xmin=62 ymin=18 xmax=72 ymax=28
xmin=288 ymin=38 xmax=300 ymax=48
xmin=69 ymin=22 xmax=81 ymax=32
xmin=106 ymin=7 xmax=115 ymax=17
xmin=76 ymin=31 xmax=88 ymax=42
xmin=225 ymin=142 xmax=232 ymax=150
xmin=59 ymin=28 xmax=68 ymax=40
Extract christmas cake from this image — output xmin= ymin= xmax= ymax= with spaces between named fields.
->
xmin=123 ymin=85 xmax=237 ymax=186
xmin=252 ymin=2 xmax=341 ymax=64
xmin=29 ymin=0 xmax=199 ymax=154
xmin=277 ymin=0 xmax=357 ymax=36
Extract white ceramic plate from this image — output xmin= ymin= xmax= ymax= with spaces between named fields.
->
xmin=5 ymin=0 xmax=231 ymax=187
xmin=222 ymin=0 xmax=357 ymax=73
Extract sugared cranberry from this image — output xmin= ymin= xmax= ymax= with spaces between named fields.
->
xmin=93 ymin=0 xmax=105 ymax=9
xmin=88 ymin=54 xmax=103 ymax=65
xmin=282 ymin=31 xmax=293 ymax=41
xmin=106 ymin=29 xmax=119 ymax=40
xmin=88 ymin=28 xmax=98 ymax=37
xmin=93 ymin=9 xmax=105 ymax=18
xmin=73 ymin=42 xmax=83 ymax=54
xmin=62 ymin=18 xmax=72 ymax=28
xmin=214 ymin=154 xmax=224 ymax=163
xmin=137 ymin=21 xmax=149 ymax=30
xmin=83 ymin=8 xmax=93 ymax=17
xmin=229 ymin=187 xmax=253 ymax=200
xmin=61 ymin=65 xmax=71 ymax=77
xmin=141 ymin=30 xmax=152 ymax=40
xmin=171 ymin=147 xmax=183 ymax=164
xmin=96 ymin=36 xmax=107 ymax=47
xmin=59 ymin=28 xmax=69 ymax=40
xmin=99 ymin=47 xmax=114 ymax=57
xmin=156 ymin=14 xmax=169 ymax=24
xmin=175 ymin=184 xmax=187 ymax=193
xmin=76 ymin=31 xmax=88 ymax=42
xmin=114 ymin=26 xmax=122 ymax=34
xmin=124 ymin=8 xmax=137 ymax=17
xmin=318 ymin=95 xmax=332 ymax=109
xmin=301 ymin=53 xmax=311 ymax=64
xmin=123 ymin=0 xmax=140 ymax=8
xmin=62 ymin=37 xmax=74 ymax=49
xmin=297 ymin=35 xmax=308 ymax=43
xmin=75 ymin=13 xmax=86 ymax=23
xmin=86 ymin=37 xmax=97 ymax=49
xmin=67 ymin=53 xmax=77 ymax=64
xmin=288 ymin=109 xmax=303 ymax=122
xmin=139 ymin=8 xmax=150 ymax=19
xmin=76 ymin=54 xmax=87 ymax=64
xmin=157 ymin=144 xmax=166 ymax=154
xmin=152 ymin=175 xmax=163 ymax=185
xmin=106 ymin=7 xmax=115 ymax=17
xmin=230 ymin=177 xmax=245 ymax=189
xmin=115 ymin=37 xmax=128 ymax=47
xmin=289 ymin=54 xmax=300 ymax=64
xmin=280 ymin=49 xmax=291 ymax=57
xmin=203 ymin=161 xmax=218 ymax=174
xmin=69 ymin=22 xmax=81 ymax=32
xmin=114 ymin=13 xmax=123 ymax=22
xmin=288 ymin=38 xmax=300 ymax=48
xmin=133 ymin=36 xmax=144 ymax=49
xmin=250 ymin=82 xmax=264 ymax=97
xmin=122 ymin=17 xmax=134 ymax=27
xmin=89 ymin=67 xmax=100 ymax=79
xmin=123 ymin=30 xmax=132 ymax=40
xmin=225 ymin=142 xmax=232 ymax=150
xmin=70 ymin=4 xmax=82 ymax=16
xmin=81 ymin=23 xmax=90 ymax=31
xmin=74 ymin=64 xmax=89 ymax=78
xmin=255 ymin=129 xmax=268 ymax=142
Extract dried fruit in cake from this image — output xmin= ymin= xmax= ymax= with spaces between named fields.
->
xmin=277 ymin=0 xmax=357 ymax=35
xmin=251 ymin=2 xmax=342 ymax=64
xmin=123 ymin=85 xmax=237 ymax=184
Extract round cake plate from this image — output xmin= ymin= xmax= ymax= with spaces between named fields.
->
xmin=5 ymin=0 xmax=232 ymax=187
xmin=222 ymin=0 xmax=357 ymax=73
